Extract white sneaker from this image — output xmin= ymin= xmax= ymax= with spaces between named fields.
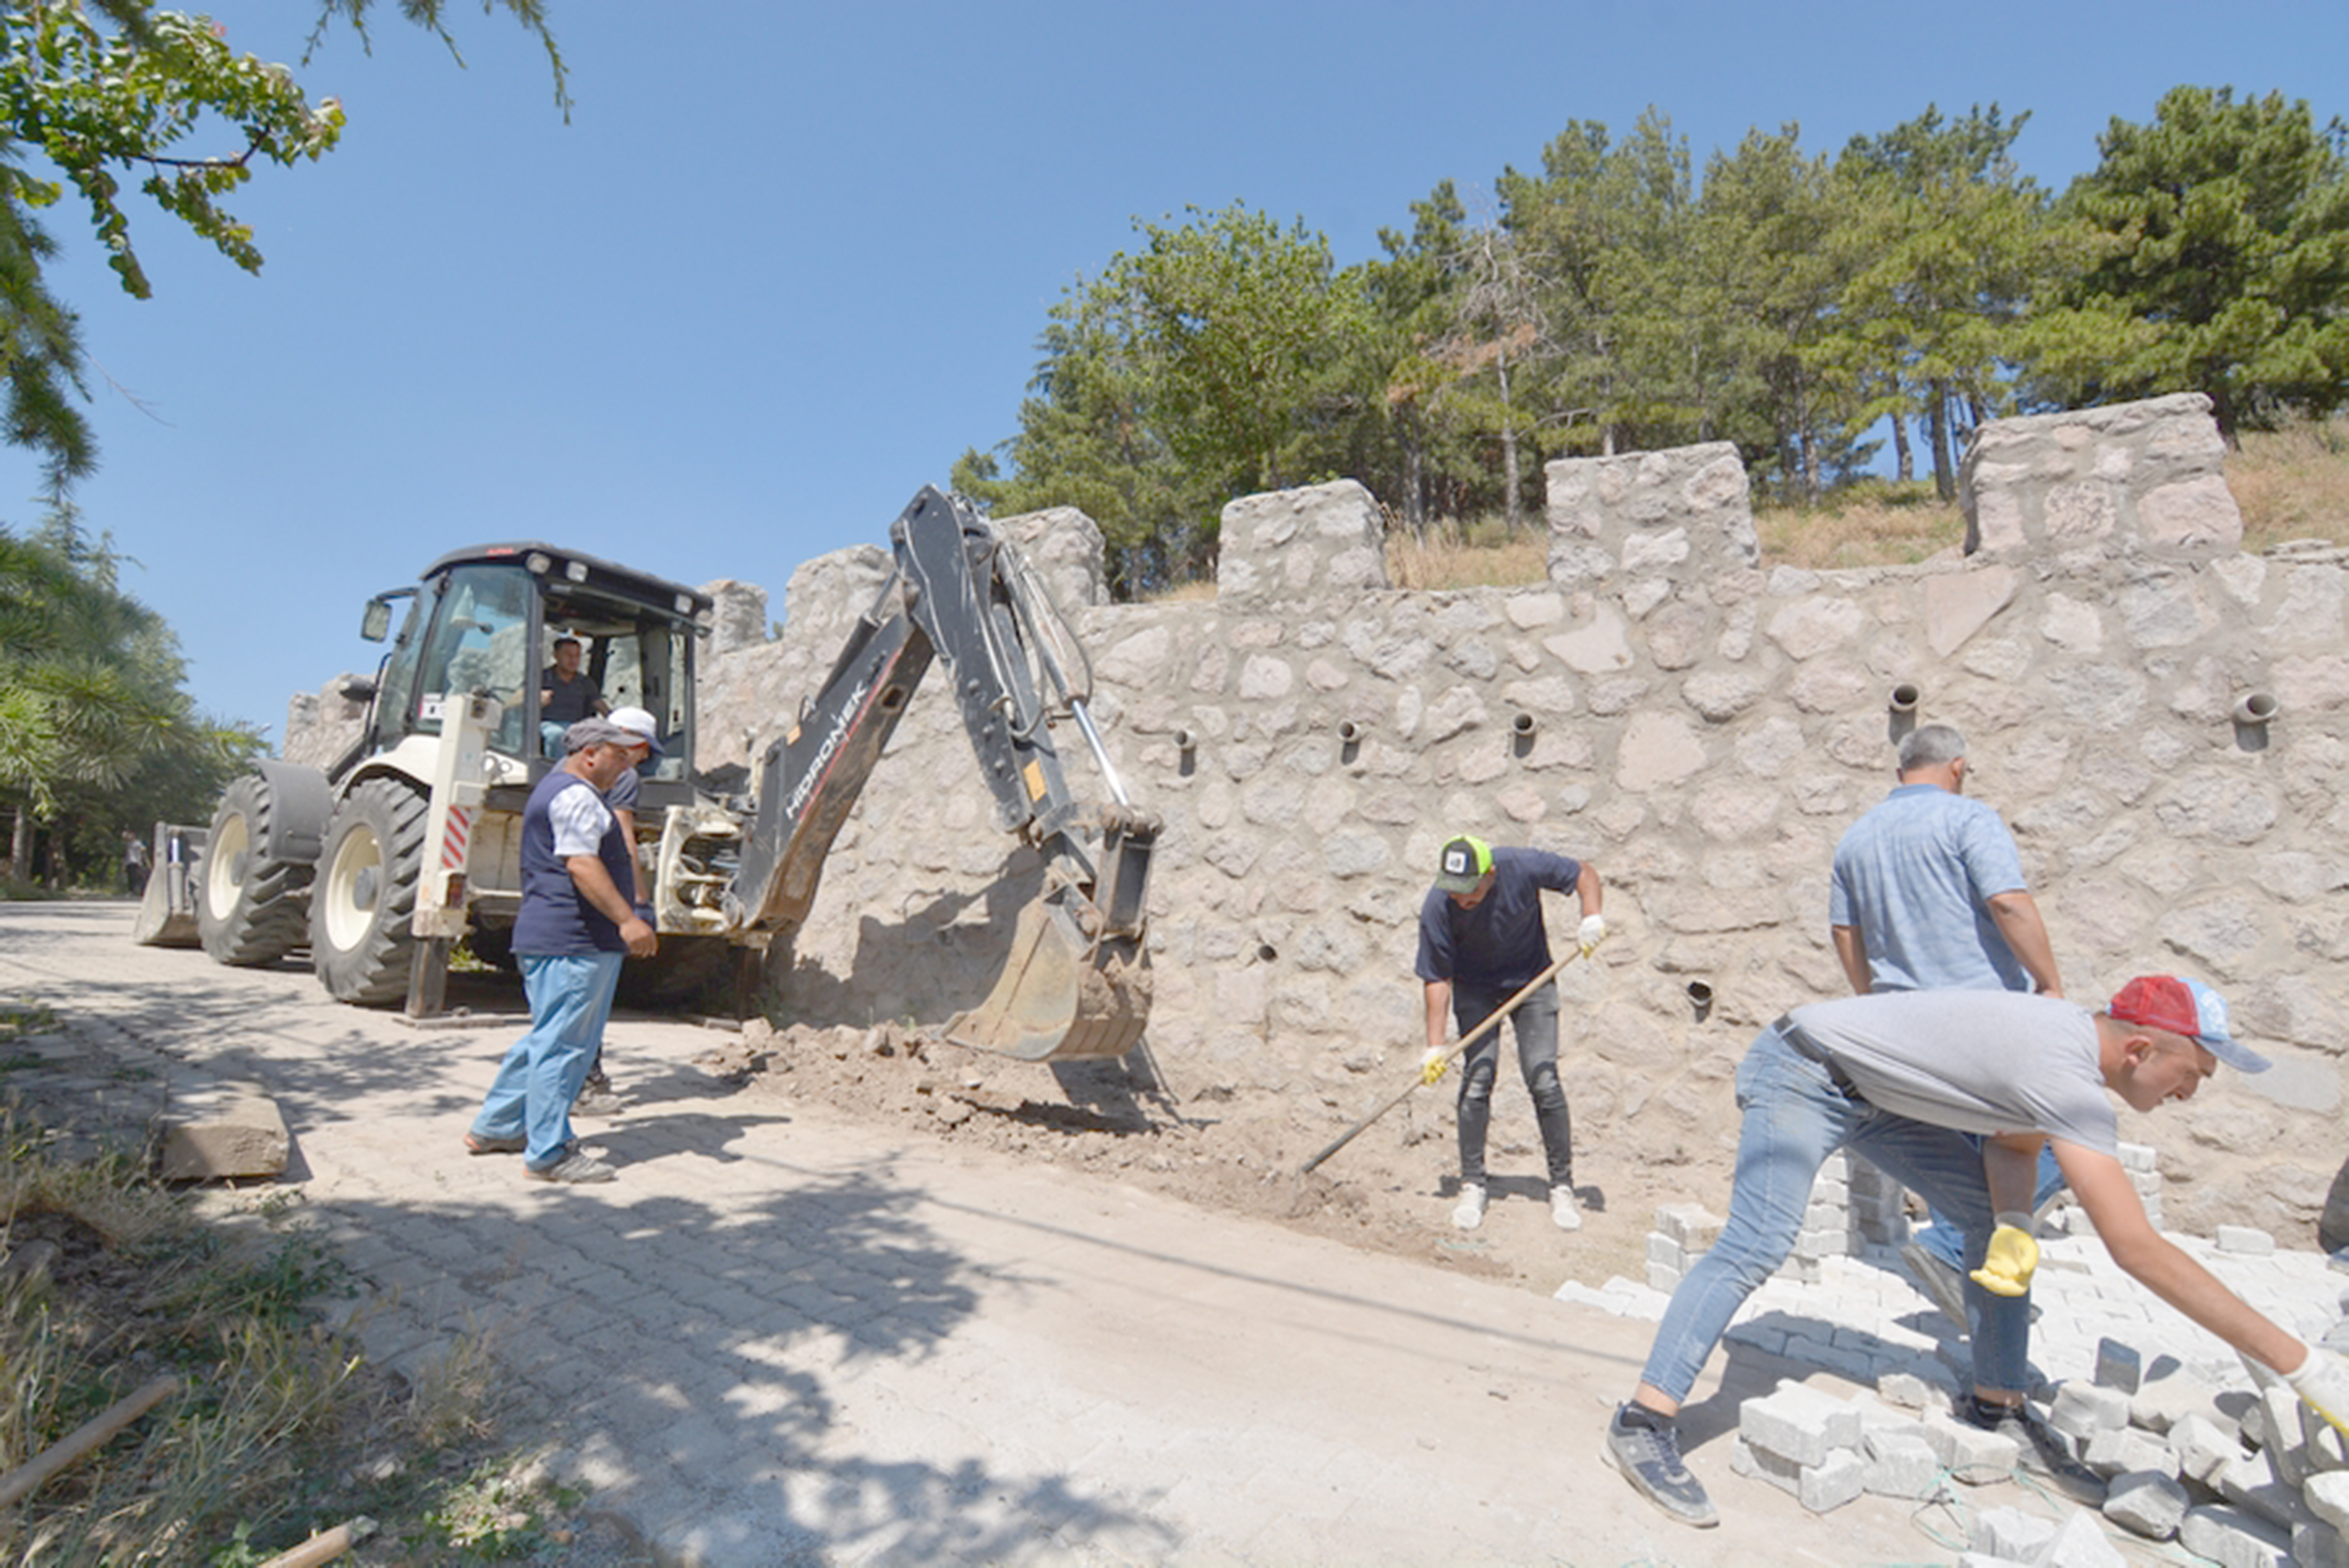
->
xmin=1451 ymin=1183 xmax=1487 ymax=1231
xmin=1552 ymin=1187 xmax=1583 ymax=1231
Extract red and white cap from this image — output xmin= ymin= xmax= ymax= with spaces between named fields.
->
xmin=2106 ymin=975 xmax=2269 ymax=1073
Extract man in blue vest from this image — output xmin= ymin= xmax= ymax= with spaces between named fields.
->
xmin=1416 ymin=834 xmax=1606 ymax=1232
xmin=466 ymin=716 xmax=657 ymax=1182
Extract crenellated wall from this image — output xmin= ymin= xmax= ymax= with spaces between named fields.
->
xmin=286 ymin=393 xmax=2348 ymax=1241
xmin=693 ymin=392 xmax=2348 ymax=1242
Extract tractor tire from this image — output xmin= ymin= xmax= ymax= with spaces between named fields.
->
xmin=309 ymin=778 xmax=429 ymax=1006
xmin=197 ymin=774 xmax=314 ymax=967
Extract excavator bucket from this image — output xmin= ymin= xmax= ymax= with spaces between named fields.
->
xmin=946 ymin=894 xmax=1153 ymax=1063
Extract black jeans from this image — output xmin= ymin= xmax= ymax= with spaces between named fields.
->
xmin=1454 ymin=981 xmax=1572 ymax=1188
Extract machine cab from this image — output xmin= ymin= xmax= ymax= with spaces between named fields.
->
xmin=362 ymin=543 xmax=713 ymax=799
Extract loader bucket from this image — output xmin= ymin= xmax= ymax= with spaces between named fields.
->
xmin=946 ymin=894 xmax=1152 ymax=1063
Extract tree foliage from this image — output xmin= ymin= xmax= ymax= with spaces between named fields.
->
xmin=2040 ymin=85 xmax=2349 ymax=438
xmin=0 ymin=0 xmax=564 ymax=491
xmin=970 ymin=83 xmax=2346 ymax=587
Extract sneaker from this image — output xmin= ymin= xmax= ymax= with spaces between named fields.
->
xmin=463 ymin=1130 xmax=525 ymax=1156
xmin=1900 ymin=1240 xmax=1971 ymax=1331
xmin=571 ymin=1079 xmax=625 ymax=1117
xmin=524 ymin=1145 xmax=616 ymax=1184
xmin=1551 ymin=1186 xmax=1583 ymax=1232
xmin=1603 ymin=1404 xmax=1719 ymax=1528
xmin=1451 ymin=1182 xmax=1487 ymax=1231
xmin=1959 ymin=1396 xmax=2106 ymax=1506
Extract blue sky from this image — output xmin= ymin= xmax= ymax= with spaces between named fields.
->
xmin=8 ymin=0 xmax=2343 ymax=741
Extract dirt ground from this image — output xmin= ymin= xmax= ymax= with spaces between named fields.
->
xmin=707 ymin=1017 xmax=1697 ymax=1302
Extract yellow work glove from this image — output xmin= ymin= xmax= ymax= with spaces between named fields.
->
xmin=2286 ymin=1345 xmax=2349 ymax=1439
xmin=1421 ymin=1048 xmax=1450 ymax=1086
xmin=1968 ymin=1212 xmax=2040 ymax=1296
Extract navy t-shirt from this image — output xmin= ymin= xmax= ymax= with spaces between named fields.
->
xmin=1414 ymin=846 xmax=1582 ymax=991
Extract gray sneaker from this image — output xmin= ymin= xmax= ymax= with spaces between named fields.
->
xmin=572 ymin=1080 xmax=625 ymax=1117
xmin=1900 ymin=1240 xmax=1971 ymax=1331
xmin=525 ymin=1146 xmax=615 ymax=1184
xmin=1603 ymin=1404 xmax=1719 ymax=1528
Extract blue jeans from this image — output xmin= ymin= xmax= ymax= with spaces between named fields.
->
xmin=1638 ymin=1024 xmax=2030 ymax=1403
xmin=471 ymin=952 xmax=623 ymax=1169
xmin=1916 ymin=1142 xmax=2068 ymax=1271
xmin=1454 ymin=981 xmax=1573 ymax=1188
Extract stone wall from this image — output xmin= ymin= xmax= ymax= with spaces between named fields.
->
xmin=696 ymin=394 xmax=2348 ymax=1243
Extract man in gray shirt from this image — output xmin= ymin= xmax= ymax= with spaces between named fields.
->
xmin=1601 ymin=977 xmax=2349 ymax=1529
xmin=1830 ymin=722 xmax=2066 ymax=1322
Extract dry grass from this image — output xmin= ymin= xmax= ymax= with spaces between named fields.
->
xmin=2232 ymin=415 xmax=2349 ymax=551
xmin=1385 ymin=517 xmax=1549 ymax=590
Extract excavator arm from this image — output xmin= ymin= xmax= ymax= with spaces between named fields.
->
xmin=722 ymin=487 xmax=1158 ymax=1062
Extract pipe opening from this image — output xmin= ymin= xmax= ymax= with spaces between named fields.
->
xmin=1511 ymin=713 xmax=1538 ymax=737
xmin=1173 ymin=728 xmax=1197 ymax=752
xmin=2232 ymin=691 xmax=2279 ymax=726
xmin=1337 ymin=720 xmax=1363 ymax=744
xmin=1889 ymin=683 xmax=1921 ymax=714
xmin=1686 ymin=981 xmax=1713 ymax=1022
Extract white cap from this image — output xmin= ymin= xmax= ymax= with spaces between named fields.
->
xmin=605 ymin=706 xmax=664 ymax=756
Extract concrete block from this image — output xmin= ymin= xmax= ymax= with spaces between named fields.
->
xmin=2093 ymin=1337 xmax=2143 ymax=1394
xmin=1877 ymin=1372 xmax=1936 ymax=1410
xmin=2309 ymin=1409 xmax=2349 ymax=1474
xmin=2176 ymin=1412 xmax=2250 ymax=1484
xmin=2135 ymin=1370 xmax=2237 ymax=1437
xmin=2051 ymin=1381 xmax=2134 ymax=1440
xmin=1970 ymin=1505 xmax=2057 ymax=1563
xmin=1653 ymin=1202 xmax=1722 ymax=1252
xmin=2310 ymin=1472 xmax=2349 ymax=1533
xmin=1922 ymin=1409 xmax=2022 ymax=1480
xmin=1645 ymin=1233 xmax=1685 ymax=1267
xmin=156 ymin=1080 xmax=289 ymax=1181
xmin=2295 ymin=1520 xmax=2349 ymax=1568
xmin=2044 ymin=1508 xmax=2127 ymax=1568
xmin=2117 ymin=1141 xmax=2156 ymax=1172
xmin=2083 ymin=1424 xmax=2175 ymax=1480
xmin=1742 ymin=1382 xmax=1862 ymax=1467
xmin=1862 ymin=1428 xmax=1940 ymax=1500
xmin=1645 ymin=1261 xmax=1683 ymax=1294
xmin=2218 ymin=1449 xmax=2320 ymax=1532
xmin=2178 ymin=1503 xmax=2292 ymax=1568
xmin=2217 ymin=1224 xmax=2276 ymax=1255
xmin=1730 ymin=1438 xmax=1863 ymax=1513
xmin=2253 ymin=1385 xmax=2313 ymax=1487
xmin=2103 ymin=1469 xmax=2191 ymax=1541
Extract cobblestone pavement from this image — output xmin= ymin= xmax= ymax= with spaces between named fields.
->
xmin=6 ymin=902 xmax=2343 ymax=1566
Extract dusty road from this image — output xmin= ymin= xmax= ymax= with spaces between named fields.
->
xmin=7 ymin=902 xmax=1975 ymax=1565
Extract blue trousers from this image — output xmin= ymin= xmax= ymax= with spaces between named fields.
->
xmin=1916 ymin=1142 xmax=2068 ymax=1271
xmin=1638 ymin=1024 xmax=2030 ymax=1403
xmin=471 ymin=952 xmax=623 ymax=1169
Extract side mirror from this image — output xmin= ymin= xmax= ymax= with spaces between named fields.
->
xmin=360 ymin=598 xmax=394 ymax=643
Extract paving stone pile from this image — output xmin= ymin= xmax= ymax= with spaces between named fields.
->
xmin=1565 ymin=1202 xmax=2349 ymax=1565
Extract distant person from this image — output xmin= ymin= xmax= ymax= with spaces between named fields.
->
xmin=1415 ymin=835 xmax=1607 ymax=1233
xmin=572 ymin=705 xmax=664 ymax=1117
xmin=538 ymin=635 xmax=606 ymax=756
xmin=1829 ymin=722 xmax=2067 ymax=1326
xmin=1602 ymin=977 xmax=2349 ymax=1530
xmin=120 ymin=831 xmax=149 ymax=896
xmin=466 ymin=716 xmax=656 ymax=1182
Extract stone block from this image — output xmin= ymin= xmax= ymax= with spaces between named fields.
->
xmin=2093 ymin=1337 xmax=2143 ymax=1395
xmin=1731 ymin=1436 xmax=1865 ymax=1514
xmin=1742 ymin=1382 xmax=1862 ymax=1467
xmin=1645 ymin=1261 xmax=1682 ymax=1294
xmin=2044 ymin=1508 xmax=2127 ymax=1568
xmin=1921 ymin=1409 xmax=2022 ymax=1480
xmin=1862 ymin=1428 xmax=1940 ymax=1500
xmin=2134 ymin=1370 xmax=2235 ymax=1437
xmin=2050 ymin=1381 xmax=2134 ymax=1441
xmin=2083 ymin=1424 xmax=2175 ymax=1480
xmin=1970 ymin=1505 xmax=2057 ymax=1563
xmin=2178 ymin=1503 xmax=2292 ymax=1568
xmin=2296 ymin=1520 xmax=2349 ymax=1568
xmin=2217 ymin=1449 xmax=2319 ymax=1532
xmin=2103 ymin=1469 xmax=2191 ymax=1541
xmin=1877 ymin=1372 xmax=1937 ymax=1410
xmin=1652 ymin=1202 xmax=1723 ymax=1252
xmin=2309 ymin=1471 xmax=2349 ymax=1533
xmin=2174 ymin=1411 xmax=2248 ymax=1484
xmin=2251 ymin=1385 xmax=2313 ymax=1487
xmin=2217 ymin=1224 xmax=2277 ymax=1255
xmin=157 ymin=1080 xmax=289 ymax=1181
